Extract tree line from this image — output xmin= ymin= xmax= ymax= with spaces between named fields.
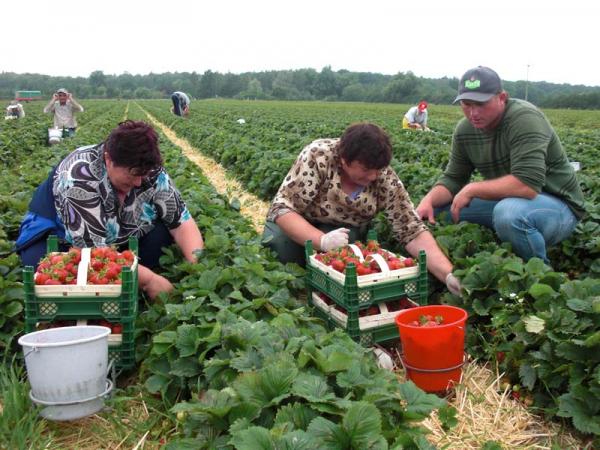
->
xmin=1 ymin=67 xmax=599 ymax=109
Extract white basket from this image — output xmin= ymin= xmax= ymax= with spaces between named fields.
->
xmin=312 ymin=292 xmax=415 ymax=330
xmin=308 ymin=249 xmax=418 ymax=287
xmin=34 ymin=248 xmax=138 ymax=298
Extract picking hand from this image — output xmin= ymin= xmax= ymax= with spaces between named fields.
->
xmin=445 ymin=273 xmax=462 ymax=297
xmin=320 ymin=228 xmax=350 ymax=251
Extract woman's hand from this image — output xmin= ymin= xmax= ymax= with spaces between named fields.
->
xmin=138 ymin=264 xmax=173 ymax=300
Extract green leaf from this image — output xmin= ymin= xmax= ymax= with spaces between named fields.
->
xmin=437 ymin=405 xmax=458 ymax=430
xmin=153 ymin=331 xmax=177 ymax=344
xmin=3 ymin=301 xmax=22 ymax=317
xmin=196 ymin=268 xmax=221 ymax=292
xmin=519 ymin=363 xmax=537 ymax=390
xmin=170 ymin=357 xmax=201 ymax=377
xmin=399 ymin=381 xmax=446 ymax=418
xmin=566 ymin=298 xmax=592 ymax=313
xmin=145 ymin=374 xmax=170 ymax=394
xmin=557 ymin=392 xmax=600 ymax=434
xmin=176 ymin=324 xmax=200 ymax=357
xmin=528 ymin=283 xmax=556 ymax=300
xmin=342 ymin=401 xmax=382 ymax=448
xmin=584 ymin=331 xmax=600 ymax=347
xmin=291 ymin=372 xmax=335 ymax=402
xmin=4 ymin=288 xmax=24 ymax=301
xmin=229 ymin=426 xmax=275 ymax=450
xmin=307 ymin=416 xmax=349 ymax=449
xmin=274 ymin=403 xmax=320 ymax=431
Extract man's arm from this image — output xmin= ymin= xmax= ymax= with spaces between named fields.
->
xmin=450 ymin=175 xmax=537 ymax=222
xmin=416 ymin=184 xmax=454 ymax=224
xmin=169 ymin=218 xmax=204 ymax=262
xmin=68 ymin=94 xmax=84 ymax=112
xmin=43 ymin=97 xmax=56 ymax=113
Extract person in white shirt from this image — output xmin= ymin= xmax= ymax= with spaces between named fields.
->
xmin=171 ymin=91 xmax=190 ymax=117
xmin=403 ymin=101 xmax=430 ymax=131
xmin=43 ymin=88 xmax=84 ymax=136
xmin=5 ymin=101 xmax=25 ymax=119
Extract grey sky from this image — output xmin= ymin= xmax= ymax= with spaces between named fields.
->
xmin=3 ymin=0 xmax=599 ymax=86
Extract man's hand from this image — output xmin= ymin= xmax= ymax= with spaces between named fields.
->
xmin=320 ymin=228 xmax=350 ymax=251
xmin=445 ymin=273 xmax=462 ymax=297
xmin=450 ymin=186 xmax=473 ymax=223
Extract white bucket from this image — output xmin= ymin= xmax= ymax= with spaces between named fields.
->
xmin=19 ymin=326 xmax=113 ymax=421
xmin=48 ymin=128 xmax=62 ymax=145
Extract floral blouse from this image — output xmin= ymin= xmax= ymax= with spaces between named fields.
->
xmin=266 ymin=138 xmax=427 ymax=247
xmin=53 ymin=144 xmax=191 ymax=247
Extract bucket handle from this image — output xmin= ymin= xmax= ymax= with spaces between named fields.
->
xmin=398 ymin=352 xmax=468 ymax=373
xmin=29 ymin=379 xmax=113 ymax=406
xmin=23 ymin=346 xmax=39 ymax=359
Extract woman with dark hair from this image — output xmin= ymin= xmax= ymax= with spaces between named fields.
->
xmin=16 ymin=120 xmax=204 ymax=299
xmin=262 ymin=122 xmax=461 ymax=295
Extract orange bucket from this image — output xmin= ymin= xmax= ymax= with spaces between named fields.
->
xmin=395 ymin=305 xmax=467 ymax=392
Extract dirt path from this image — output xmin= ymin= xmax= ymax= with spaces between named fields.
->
xmin=141 ymin=109 xmax=269 ymax=233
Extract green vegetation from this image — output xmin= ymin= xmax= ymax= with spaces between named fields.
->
xmin=3 ymin=67 xmax=600 ymax=107
xmin=0 ymin=99 xmax=598 ymax=447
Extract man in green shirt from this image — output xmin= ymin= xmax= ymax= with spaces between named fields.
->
xmin=416 ymin=66 xmax=585 ymax=263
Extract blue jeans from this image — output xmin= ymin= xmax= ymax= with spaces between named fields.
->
xmin=435 ymin=194 xmax=578 ymax=263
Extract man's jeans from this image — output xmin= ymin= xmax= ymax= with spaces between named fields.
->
xmin=435 ymin=193 xmax=578 ymax=263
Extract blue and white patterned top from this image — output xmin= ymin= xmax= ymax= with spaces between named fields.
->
xmin=53 ymin=143 xmax=190 ymax=247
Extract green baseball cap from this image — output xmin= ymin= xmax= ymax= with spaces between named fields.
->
xmin=454 ymin=66 xmax=503 ymax=103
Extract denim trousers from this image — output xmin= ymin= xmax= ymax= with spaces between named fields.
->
xmin=435 ymin=193 xmax=578 ymax=263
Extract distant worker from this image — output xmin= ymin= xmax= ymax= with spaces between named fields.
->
xmin=416 ymin=66 xmax=585 ymax=264
xmin=43 ymin=88 xmax=84 ymax=137
xmin=171 ymin=91 xmax=190 ymax=117
xmin=5 ymin=100 xmax=25 ymax=119
xmin=403 ymin=101 xmax=430 ymax=131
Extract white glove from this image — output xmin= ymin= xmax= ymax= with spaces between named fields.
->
xmin=319 ymin=228 xmax=350 ymax=252
xmin=446 ymin=273 xmax=462 ymax=297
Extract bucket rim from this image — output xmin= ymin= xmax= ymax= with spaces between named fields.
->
xmin=395 ymin=304 xmax=467 ymax=329
xmin=18 ymin=326 xmax=111 ymax=348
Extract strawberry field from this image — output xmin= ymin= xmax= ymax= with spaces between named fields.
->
xmin=0 ymin=99 xmax=599 ymax=448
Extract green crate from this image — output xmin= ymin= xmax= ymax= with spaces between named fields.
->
xmin=311 ymin=301 xmax=401 ymax=346
xmin=22 ymin=236 xmax=139 ymax=321
xmin=305 ymin=230 xmax=427 ymax=346
xmin=304 ymin=240 xmax=428 ymax=312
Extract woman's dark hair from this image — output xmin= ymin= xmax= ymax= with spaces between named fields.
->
xmin=338 ymin=123 xmax=392 ymax=169
xmin=105 ymin=120 xmax=162 ymax=172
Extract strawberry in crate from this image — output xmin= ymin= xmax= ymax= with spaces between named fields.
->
xmin=313 ymin=239 xmax=415 ymax=275
xmin=34 ymin=247 xmax=82 ymax=285
xmin=88 ymin=247 xmax=135 ymax=285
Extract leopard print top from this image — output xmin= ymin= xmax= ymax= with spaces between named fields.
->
xmin=266 ymin=138 xmax=427 ymax=246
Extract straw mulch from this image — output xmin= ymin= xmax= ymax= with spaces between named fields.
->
xmin=388 ymin=349 xmax=588 ymax=449
xmin=143 ymin=109 xmax=269 ymax=234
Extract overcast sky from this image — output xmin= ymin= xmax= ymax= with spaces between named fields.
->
xmin=3 ymin=0 xmax=600 ymax=86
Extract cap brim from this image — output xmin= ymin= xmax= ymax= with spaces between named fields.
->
xmin=453 ymin=92 xmax=496 ymax=104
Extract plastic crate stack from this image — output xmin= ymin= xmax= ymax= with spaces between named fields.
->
xmin=23 ymin=236 xmax=139 ymax=370
xmin=305 ymin=231 xmax=428 ymax=346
